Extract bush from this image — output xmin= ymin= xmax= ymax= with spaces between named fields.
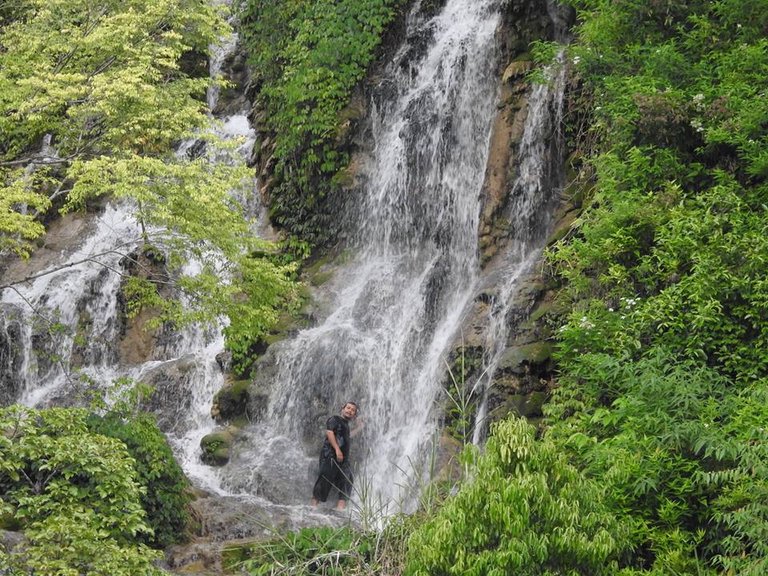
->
xmin=544 ymin=0 xmax=768 ymax=571
xmin=405 ymin=418 xmax=627 ymax=576
xmin=239 ymin=0 xmax=405 ymax=241
xmin=0 ymin=406 xmax=164 ymax=575
xmin=87 ymin=412 xmax=192 ymax=548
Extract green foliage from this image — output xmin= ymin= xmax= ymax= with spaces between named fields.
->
xmin=540 ymin=0 xmax=768 ymax=572
xmin=405 ymin=417 xmax=627 ymax=576
xmin=442 ymin=347 xmax=484 ymax=445
xmin=547 ymin=351 xmax=768 ymax=573
xmin=0 ymin=405 xmax=165 ymax=575
xmin=0 ymin=0 xmax=223 ymax=253
xmin=233 ymin=525 xmax=373 ymax=576
xmin=223 ymin=251 xmax=301 ymax=376
xmin=239 ymin=0 xmax=404 ymax=241
xmin=0 ymin=0 xmax=299 ymax=359
xmin=87 ymin=410 xmax=192 ymax=549
xmin=229 ymin=512 xmax=419 ymax=575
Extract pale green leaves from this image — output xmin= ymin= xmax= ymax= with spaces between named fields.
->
xmin=406 ymin=417 xmax=625 ymax=576
xmin=0 ymin=0 xmax=228 ymax=254
xmin=0 ymin=169 xmax=51 ymax=256
xmin=0 ymin=405 xmax=165 ymax=575
xmin=1 ymin=0 xmax=298 ymax=357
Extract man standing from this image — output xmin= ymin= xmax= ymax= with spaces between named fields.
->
xmin=310 ymin=401 xmax=360 ymax=511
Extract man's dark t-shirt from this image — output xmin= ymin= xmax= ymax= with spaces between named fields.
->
xmin=321 ymin=415 xmax=350 ymax=461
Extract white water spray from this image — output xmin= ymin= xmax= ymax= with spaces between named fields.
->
xmin=217 ymin=0 xmax=507 ymax=513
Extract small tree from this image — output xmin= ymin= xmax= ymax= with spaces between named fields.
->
xmin=0 ymin=0 xmax=299 ymax=365
xmin=0 ymin=405 xmax=166 ymax=575
xmin=405 ymin=417 xmax=627 ymax=576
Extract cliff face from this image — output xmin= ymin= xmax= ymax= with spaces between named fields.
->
xmin=455 ymin=0 xmax=576 ymax=429
xmin=241 ymin=0 xmax=578 ymax=437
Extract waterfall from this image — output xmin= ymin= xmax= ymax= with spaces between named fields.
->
xmin=217 ymin=0 xmax=511 ymax=513
xmin=0 ymin=33 xmax=255 ymax=494
xmin=1 ymin=0 xmax=568 ymax=526
xmin=0 ymin=206 xmax=141 ymax=407
xmin=471 ymin=50 xmax=568 ymax=444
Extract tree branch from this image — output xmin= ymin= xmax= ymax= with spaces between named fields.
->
xmin=0 ymin=156 xmax=70 ymax=168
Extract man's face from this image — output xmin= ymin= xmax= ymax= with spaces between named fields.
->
xmin=341 ymin=403 xmax=358 ymax=420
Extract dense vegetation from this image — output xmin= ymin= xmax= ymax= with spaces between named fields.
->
xmin=2 ymin=0 xmax=766 ymax=573
xmin=406 ymin=0 xmax=768 ymax=574
xmin=0 ymin=1 xmax=298 ymax=571
xmin=231 ymin=0 xmax=768 ymax=575
xmin=0 ymin=0 xmax=300 ymax=369
xmin=0 ymin=402 xmax=188 ymax=574
xmin=239 ymin=0 xmax=404 ymax=243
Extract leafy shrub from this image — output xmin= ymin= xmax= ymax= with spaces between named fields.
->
xmin=544 ymin=1 xmax=768 ymax=572
xmin=0 ymin=406 xmax=164 ymax=575
xmin=239 ymin=0 xmax=405 ymax=241
xmin=548 ymin=350 xmax=768 ymax=574
xmin=405 ymin=417 xmax=627 ymax=576
xmin=87 ymin=412 xmax=192 ymax=549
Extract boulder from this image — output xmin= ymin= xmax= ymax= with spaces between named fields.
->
xmin=498 ymin=342 xmax=554 ymax=374
xmin=200 ymin=429 xmax=236 ymax=466
xmin=211 ymin=380 xmax=250 ymax=423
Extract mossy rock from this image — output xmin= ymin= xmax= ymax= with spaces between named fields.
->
xmin=502 ymin=59 xmax=533 ymax=83
xmin=212 ymin=380 xmax=250 ymax=422
xmin=0 ymin=509 xmax=22 ymax=531
xmin=515 ymin=391 xmax=548 ymax=417
xmin=200 ymin=430 xmax=234 ymax=466
xmin=492 ymin=390 xmax=548 ymax=420
xmin=499 ymin=342 xmax=554 ymax=373
xmin=308 ymin=270 xmax=333 ymax=286
xmin=528 ymin=298 xmax=563 ymax=323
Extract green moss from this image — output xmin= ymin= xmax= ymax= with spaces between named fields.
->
xmin=308 ymin=270 xmax=334 ymax=286
xmin=240 ymin=0 xmax=406 ymax=242
xmin=500 ymin=342 xmax=553 ymax=372
xmin=213 ymin=380 xmax=250 ymax=421
xmin=200 ymin=430 xmax=234 ymax=466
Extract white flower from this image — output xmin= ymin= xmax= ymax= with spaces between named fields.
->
xmin=690 ymin=119 xmax=704 ymax=133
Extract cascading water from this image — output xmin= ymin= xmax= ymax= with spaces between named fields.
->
xmin=218 ymin=0 xmax=511 ymax=513
xmin=1 ymin=0 xmax=568 ymax=533
xmin=471 ymin=50 xmax=568 ymax=444
xmin=0 ymin=31 xmax=256 ymax=494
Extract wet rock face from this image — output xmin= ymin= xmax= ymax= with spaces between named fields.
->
xmin=446 ymin=0 xmax=577 ymax=431
xmin=479 ymin=0 xmax=556 ymax=265
xmin=0 ymin=306 xmax=24 ymax=405
xmin=212 ymin=41 xmax=251 ymax=116
xmin=211 ymin=380 xmax=250 ymax=422
xmin=141 ymin=354 xmax=199 ymax=433
xmin=200 ymin=429 xmax=235 ymax=466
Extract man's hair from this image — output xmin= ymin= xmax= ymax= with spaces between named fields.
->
xmin=343 ymin=401 xmax=359 ymax=412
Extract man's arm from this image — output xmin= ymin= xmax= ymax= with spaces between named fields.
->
xmin=326 ymin=429 xmax=344 ymax=462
